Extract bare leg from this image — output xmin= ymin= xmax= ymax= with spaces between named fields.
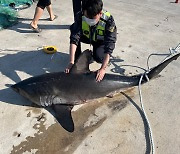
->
xmin=30 ymin=6 xmax=44 ymax=28
xmin=46 ymin=4 xmax=55 ymax=21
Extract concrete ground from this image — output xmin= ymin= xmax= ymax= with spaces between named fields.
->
xmin=0 ymin=0 xmax=180 ymax=153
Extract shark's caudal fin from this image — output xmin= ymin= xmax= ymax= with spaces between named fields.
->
xmin=145 ymin=53 xmax=180 ymax=81
xmin=52 ymin=105 xmax=74 ymax=132
xmin=70 ymin=49 xmax=92 ymax=74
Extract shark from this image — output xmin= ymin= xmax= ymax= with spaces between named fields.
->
xmin=11 ymin=49 xmax=180 ymax=132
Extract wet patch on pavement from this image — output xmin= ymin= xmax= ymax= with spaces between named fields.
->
xmin=10 ymin=90 xmax=135 ymax=154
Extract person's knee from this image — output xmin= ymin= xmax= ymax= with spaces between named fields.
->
xmin=93 ymin=45 xmax=104 ymax=63
xmin=93 ymin=52 xmax=104 ymax=63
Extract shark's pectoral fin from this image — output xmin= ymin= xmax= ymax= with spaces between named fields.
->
xmin=52 ymin=104 xmax=74 ymax=132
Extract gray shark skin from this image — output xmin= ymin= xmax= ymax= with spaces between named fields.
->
xmin=11 ymin=50 xmax=180 ymax=132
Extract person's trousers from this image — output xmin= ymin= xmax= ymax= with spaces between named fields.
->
xmin=72 ymin=0 xmax=82 ymax=20
xmin=75 ymin=42 xmax=105 ymax=64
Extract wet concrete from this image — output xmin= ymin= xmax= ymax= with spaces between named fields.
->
xmin=10 ymin=91 xmax=132 ymax=154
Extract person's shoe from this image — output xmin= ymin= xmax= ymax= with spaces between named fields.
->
xmin=30 ymin=25 xmax=42 ymax=33
xmin=50 ymin=15 xmax=58 ymax=21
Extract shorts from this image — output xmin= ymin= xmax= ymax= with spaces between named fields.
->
xmin=37 ymin=0 xmax=51 ymax=9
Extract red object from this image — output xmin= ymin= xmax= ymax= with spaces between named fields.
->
xmin=175 ymin=0 xmax=179 ymax=3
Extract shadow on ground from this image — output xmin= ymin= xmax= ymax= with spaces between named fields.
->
xmin=0 ymin=49 xmax=68 ymax=106
xmin=8 ymin=19 xmax=70 ymax=33
xmin=0 ymin=49 xmax=68 ymax=82
xmin=121 ymin=92 xmax=151 ymax=154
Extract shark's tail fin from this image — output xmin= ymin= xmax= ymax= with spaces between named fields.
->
xmin=142 ymin=52 xmax=180 ymax=82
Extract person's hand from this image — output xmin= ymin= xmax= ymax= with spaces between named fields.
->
xmin=65 ymin=63 xmax=74 ymax=73
xmin=96 ymin=68 xmax=106 ymax=82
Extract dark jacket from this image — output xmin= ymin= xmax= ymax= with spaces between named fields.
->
xmin=70 ymin=11 xmax=117 ymax=55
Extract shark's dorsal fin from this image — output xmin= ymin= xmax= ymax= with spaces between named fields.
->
xmin=70 ymin=49 xmax=92 ymax=74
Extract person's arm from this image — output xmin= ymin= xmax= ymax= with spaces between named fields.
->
xmin=104 ymin=15 xmax=117 ymax=55
xmin=96 ymin=15 xmax=117 ymax=81
xmin=96 ymin=53 xmax=110 ymax=82
xmin=65 ymin=43 xmax=77 ymax=73
xmin=65 ymin=12 xmax=82 ymax=73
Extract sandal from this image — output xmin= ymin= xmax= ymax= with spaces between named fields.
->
xmin=50 ymin=15 xmax=58 ymax=21
xmin=30 ymin=25 xmax=42 ymax=33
